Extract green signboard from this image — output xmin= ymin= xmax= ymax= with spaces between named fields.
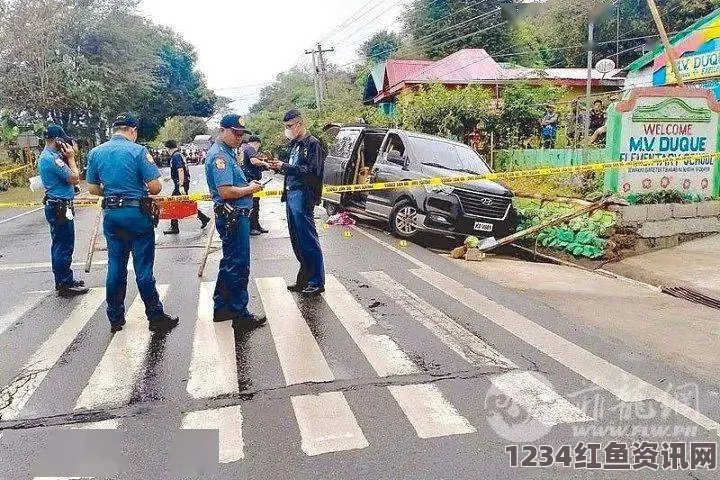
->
xmin=605 ymin=87 xmax=720 ymax=198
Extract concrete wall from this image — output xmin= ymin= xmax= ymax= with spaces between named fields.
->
xmin=610 ymin=201 xmax=720 ymax=254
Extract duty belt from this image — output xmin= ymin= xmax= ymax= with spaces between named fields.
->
xmin=43 ymin=196 xmax=74 ymax=208
xmin=101 ymin=197 xmax=143 ymax=209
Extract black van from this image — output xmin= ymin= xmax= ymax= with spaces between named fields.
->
xmin=322 ymin=125 xmax=517 ymax=239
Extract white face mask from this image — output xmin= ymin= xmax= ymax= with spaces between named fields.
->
xmin=284 ymin=128 xmax=295 ymax=141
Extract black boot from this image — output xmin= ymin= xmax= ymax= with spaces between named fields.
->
xmin=198 ymin=212 xmax=211 ymax=230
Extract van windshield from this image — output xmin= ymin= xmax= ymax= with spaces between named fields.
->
xmin=410 ymin=136 xmax=490 ymax=175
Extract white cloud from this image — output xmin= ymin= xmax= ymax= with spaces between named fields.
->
xmin=139 ymin=0 xmax=406 ymax=114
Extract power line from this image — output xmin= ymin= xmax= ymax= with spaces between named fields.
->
xmin=314 ymin=0 xmax=388 ymax=47
xmin=331 ymin=0 xmax=407 ymax=48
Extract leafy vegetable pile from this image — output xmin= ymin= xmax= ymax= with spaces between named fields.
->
xmin=514 ymin=198 xmax=617 ymax=259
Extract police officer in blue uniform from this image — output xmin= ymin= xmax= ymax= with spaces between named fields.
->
xmin=206 ymin=114 xmax=266 ymax=327
xmin=38 ymin=124 xmax=89 ymax=297
xmin=163 ymin=139 xmax=210 ymax=235
xmin=86 ymin=113 xmax=179 ymax=334
xmin=268 ymin=109 xmax=326 ymax=297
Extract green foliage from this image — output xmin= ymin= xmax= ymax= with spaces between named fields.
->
xmin=402 ymin=0 xmax=513 ymax=59
xmin=0 ymin=110 xmax=19 ymax=146
xmin=154 ymin=116 xmax=208 ymax=146
xmin=395 ymin=83 xmax=491 ymax=140
xmin=487 ymin=82 xmax=567 ymax=149
xmin=359 ymin=31 xmax=402 ymax=63
xmin=514 ymin=198 xmax=617 ymax=259
xmin=0 ymin=0 xmax=216 ymax=143
xmin=626 ymin=190 xmax=712 ymax=205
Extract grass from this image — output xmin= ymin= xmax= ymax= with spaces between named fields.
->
xmin=0 ymin=185 xmax=45 ymax=204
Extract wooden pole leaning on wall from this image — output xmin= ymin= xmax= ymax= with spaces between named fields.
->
xmin=645 ymin=0 xmax=685 ymax=86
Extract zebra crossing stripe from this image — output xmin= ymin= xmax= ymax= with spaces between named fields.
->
xmin=322 ymin=275 xmax=476 ymax=439
xmin=186 ymin=282 xmax=239 ymax=399
xmin=0 ymin=288 xmax=105 ymax=421
xmin=411 ymin=267 xmax=720 ymax=435
xmin=291 ymin=393 xmax=369 ymax=456
xmin=0 ymin=291 xmax=49 ymax=337
xmin=491 ymin=372 xmax=592 ymax=426
xmin=257 ymin=277 xmax=369 ymax=455
xmin=181 ymin=406 xmax=244 ymax=463
xmin=75 ymin=286 xmax=170 ymax=411
xmin=255 ymin=277 xmax=334 ymax=385
xmin=361 ymin=271 xmax=517 ymax=369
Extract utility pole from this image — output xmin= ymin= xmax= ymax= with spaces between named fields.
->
xmin=304 ymin=44 xmax=334 ymax=110
xmin=646 ymin=0 xmax=684 ymax=86
xmin=584 ymin=20 xmax=595 ymax=143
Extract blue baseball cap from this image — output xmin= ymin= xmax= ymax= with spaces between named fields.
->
xmin=43 ymin=124 xmax=73 ymax=143
xmin=220 ymin=114 xmax=249 ymax=131
xmin=283 ymin=109 xmax=302 ymax=123
xmin=112 ymin=112 xmax=139 ymax=128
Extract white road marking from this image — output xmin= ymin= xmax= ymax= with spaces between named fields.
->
xmin=387 ymin=384 xmax=476 ymax=438
xmin=491 ymin=372 xmax=592 ymax=426
xmin=323 ymin=275 xmax=475 ymax=439
xmin=412 ymin=268 xmax=720 ymax=435
xmin=0 ymin=207 xmax=43 ymax=225
xmin=186 ymin=282 xmax=239 ymax=399
xmin=0 ymin=289 xmax=105 ymax=421
xmin=256 ymin=277 xmax=368 ymax=455
xmin=181 ymin=406 xmax=244 ymax=463
xmin=74 ymin=286 xmax=169 ymax=411
xmin=349 ymin=226 xmax=427 ymax=268
xmin=256 ymin=277 xmax=334 ymax=385
xmin=291 ymin=393 xmax=369 ymax=456
xmin=0 ymin=260 xmax=109 ymax=272
xmin=361 ymin=271 xmax=516 ymax=369
xmin=0 ymin=291 xmax=50 ymax=337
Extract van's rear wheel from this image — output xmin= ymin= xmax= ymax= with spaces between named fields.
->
xmin=324 ymin=201 xmax=340 ymax=217
xmin=390 ymin=199 xmax=419 ymax=239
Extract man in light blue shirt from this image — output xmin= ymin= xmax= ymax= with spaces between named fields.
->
xmin=38 ymin=124 xmax=88 ymax=297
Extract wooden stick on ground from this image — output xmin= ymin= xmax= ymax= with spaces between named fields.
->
xmin=197 ymin=218 xmax=216 ymax=278
xmin=84 ymin=201 xmax=103 ymax=273
xmin=479 ymin=198 xmax=612 ymax=252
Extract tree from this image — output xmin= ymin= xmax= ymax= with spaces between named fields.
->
xmin=359 ymin=31 xmax=402 ymax=63
xmin=513 ymin=0 xmax=720 ymax=69
xmin=249 ymin=66 xmax=317 ymax=114
xmin=155 ymin=116 xmax=208 ymax=145
xmin=0 ymin=0 xmax=216 ymax=143
xmin=402 ymin=0 xmax=514 ymax=59
xmin=487 ymin=82 xmax=567 ymax=149
xmin=396 ymin=83 xmax=491 ymax=140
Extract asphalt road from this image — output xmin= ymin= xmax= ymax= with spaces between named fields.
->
xmin=0 ymin=166 xmax=718 ymax=479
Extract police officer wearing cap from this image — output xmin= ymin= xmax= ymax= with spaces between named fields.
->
xmin=163 ymin=139 xmax=211 ymax=235
xmin=205 ymin=114 xmax=266 ymax=327
xmin=268 ymin=109 xmax=326 ymax=297
xmin=39 ymin=124 xmax=89 ymax=297
xmin=86 ymin=113 xmax=179 ymax=334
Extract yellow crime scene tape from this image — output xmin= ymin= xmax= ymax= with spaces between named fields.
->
xmin=0 ymin=152 xmax=716 ymax=209
xmin=0 ymin=164 xmax=32 ymax=178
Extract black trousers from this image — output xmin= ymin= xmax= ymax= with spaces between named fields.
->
xmin=169 ymin=181 xmax=209 ymax=231
xmin=250 ymin=197 xmax=262 ymax=230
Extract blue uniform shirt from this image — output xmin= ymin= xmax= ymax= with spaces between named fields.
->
xmin=38 ymin=147 xmax=75 ymax=200
xmin=86 ymin=135 xmax=160 ymax=198
xmin=206 ymin=141 xmax=253 ymax=209
xmin=170 ymin=152 xmax=188 ymax=183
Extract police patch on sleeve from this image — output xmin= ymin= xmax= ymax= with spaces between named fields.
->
xmin=215 ymin=157 xmax=226 ymax=170
xmin=146 ymin=153 xmax=155 ymax=164
xmin=55 ymin=158 xmax=65 ymax=167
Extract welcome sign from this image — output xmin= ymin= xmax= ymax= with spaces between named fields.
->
xmin=666 ymin=51 xmax=720 ymax=84
xmin=605 ymin=87 xmax=720 ymax=197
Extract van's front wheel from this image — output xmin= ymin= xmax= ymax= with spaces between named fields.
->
xmin=389 ymin=199 xmax=419 ymax=239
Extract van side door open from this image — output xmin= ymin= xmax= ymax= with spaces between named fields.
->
xmin=365 ymin=132 xmax=408 ymax=219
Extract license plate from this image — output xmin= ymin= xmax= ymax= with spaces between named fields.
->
xmin=474 ymin=221 xmax=493 ymax=232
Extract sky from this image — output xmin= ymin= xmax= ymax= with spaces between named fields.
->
xmin=139 ymin=0 xmax=406 ymax=114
